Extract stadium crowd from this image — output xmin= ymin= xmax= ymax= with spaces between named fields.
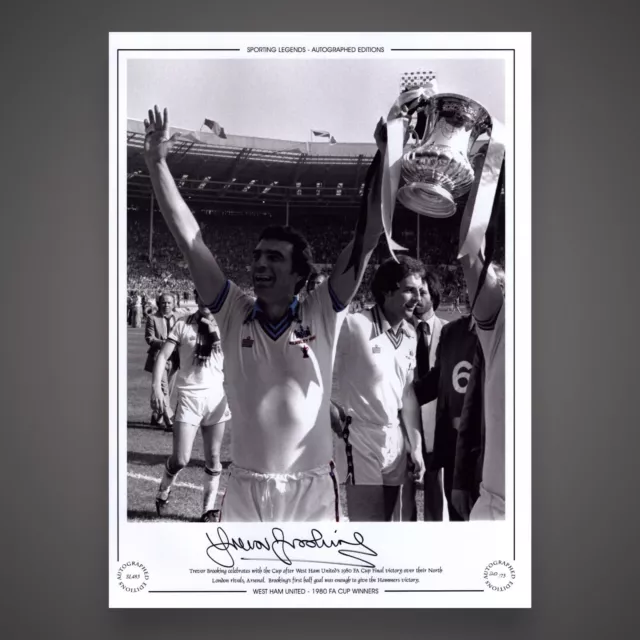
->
xmin=127 ymin=208 xmax=479 ymax=314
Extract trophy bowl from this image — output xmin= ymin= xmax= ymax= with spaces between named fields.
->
xmin=397 ymin=93 xmax=492 ymax=218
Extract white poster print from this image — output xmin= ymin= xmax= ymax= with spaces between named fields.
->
xmin=109 ymin=32 xmax=531 ymax=608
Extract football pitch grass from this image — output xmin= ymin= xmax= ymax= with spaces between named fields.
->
xmin=127 ymin=326 xmax=233 ymax=522
xmin=126 ymin=310 xmax=460 ymax=522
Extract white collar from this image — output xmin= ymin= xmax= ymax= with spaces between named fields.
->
xmin=372 ymin=305 xmax=413 ymax=338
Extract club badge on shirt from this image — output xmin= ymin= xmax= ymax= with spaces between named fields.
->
xmin=293 ymin=325 xmax=312 ymax=340
xmin=290 ymin=325 xmax=316 ymax=358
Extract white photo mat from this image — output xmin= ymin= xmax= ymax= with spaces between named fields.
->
xmin=109 ymin=31 xmax=531 ymax=608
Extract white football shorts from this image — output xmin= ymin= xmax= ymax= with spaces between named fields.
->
xmin=335 ymin=419 xmax=407 ymax=486
xmin=220 ymin=462 xmax=340 ymax=522
xmin=174 ymin=392 xmax=231 ymax=427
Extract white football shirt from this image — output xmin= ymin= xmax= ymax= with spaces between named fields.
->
xmin=167 ymin=314 xmax=225 ymax=399
xmin=209 ymin=279 xmax=348 ymax=474
xmin=333 ymin=305 xmax=417 ymax=428
xmin=472 ymin=302 xmax=505 ymax=519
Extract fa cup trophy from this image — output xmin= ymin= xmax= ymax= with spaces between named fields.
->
xmin=397 ymin=73 xmax=492 ymax=218
xmin=381 ymin=70 xmax=505 ymax=263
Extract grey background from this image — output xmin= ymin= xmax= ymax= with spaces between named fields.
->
xmin=2 ymin=0 xmax=638 ymax=637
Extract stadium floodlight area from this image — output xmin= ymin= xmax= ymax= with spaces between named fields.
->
xmin=127 ymin=118 xmax=378 ymax=210
xmin=127 ymin=118 xmax=489 ymax=212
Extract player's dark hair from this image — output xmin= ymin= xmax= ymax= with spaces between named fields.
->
xmin=257 ymin=225 xmax=314 ymax=295
xmin=371 ymin=255 xmax=426 ymax=306
xmin=423 ymin=270 xmax=442 ymax=312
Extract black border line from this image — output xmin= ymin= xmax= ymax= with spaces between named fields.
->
xmin=512 ymin=48 xmax=516 ymax=563
xmin=119 ymin=49 xmax=240 ymax=52
xmin=385 ymin=589 xmax=485 ymax=593
xmin=391 ymin=48 xmax=512 ymax=51
xmin=117 ymin=45 xmax=518 ymax=584
xmin=117 ymin=49 xmax=120 ymax=564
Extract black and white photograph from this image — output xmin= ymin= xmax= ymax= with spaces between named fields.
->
xmin=110 ymin=32 xmax=530 ymax=608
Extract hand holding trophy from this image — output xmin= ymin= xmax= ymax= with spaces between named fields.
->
xmin=382 ymin=71 xmax=505 ymax=264
xmin=397 ymin=92 xmax=492 ymax=217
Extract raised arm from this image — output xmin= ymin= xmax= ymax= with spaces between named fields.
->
xmin=329 ymin=119 xmax=386 ymax=307
xmin=329 ymin=319 xmax=351 ymax=436
xmin=460 ymin=254 xmax=504 ymax=327
xmin=143 ymin=106 xmax=226 ymax=306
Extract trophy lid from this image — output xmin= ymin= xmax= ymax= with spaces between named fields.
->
xmin=400 ymin=70 xmax=438 ymax=95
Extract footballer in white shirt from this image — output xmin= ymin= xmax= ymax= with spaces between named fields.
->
xmin=151 ymin=291 xmax=231 ymax=522
xmin=459 ymin=236 xmax=505 ymax=519
xmin=456 ymin=152 xmax=506 ymax=520
xmin=143 ymin=106 xmax=387 ymax=522
xmin=464 ymin=260 xmax=505 ymax=521
xmin=331 ymin=256 xmax=426 ymax=521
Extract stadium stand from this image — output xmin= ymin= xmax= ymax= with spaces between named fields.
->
xmin=126 ymin=119 xmax=504 ymax=312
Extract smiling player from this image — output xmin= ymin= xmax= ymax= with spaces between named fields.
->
xmin=143 ymin=106 xmax=386 ymax=522
xmin=331 ymin=256 xmax=426 ymax=521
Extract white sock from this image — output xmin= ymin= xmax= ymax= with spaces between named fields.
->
xmin=158 ymin=459 xmax=179 ymax=500
xmin=203 ymin=466 xmax=222 ymax=513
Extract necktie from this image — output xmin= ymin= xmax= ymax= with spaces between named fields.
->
xmin=416 ymin=321 xmax=431 ymax=378
xmin=165 ymin=316 xmax=172 ymax=337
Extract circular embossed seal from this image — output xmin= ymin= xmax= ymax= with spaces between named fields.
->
xmin=483 ymin=560 xmax=516 ymax=592
xmin=117 ymin=561 xmax=149 ymax=593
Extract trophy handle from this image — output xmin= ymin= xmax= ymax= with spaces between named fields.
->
xmin=405 ymin=125 xmax=420 ymax=147
xmin=470 ymin=141 xmax=490 ymax=172
xmin=415 ymin=98 xmax=438 ymax=144
xmin=399 ymin=91 xmax=430 ymax=115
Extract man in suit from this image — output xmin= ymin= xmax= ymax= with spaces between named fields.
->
xmin=144 ymin=292 xmax=181 ymax=429
xmin=411 ymin=271 xmax=447 ymax=521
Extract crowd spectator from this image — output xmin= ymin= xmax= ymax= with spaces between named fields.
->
xmin=127 ymin=208 xmax=499 ymax=309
